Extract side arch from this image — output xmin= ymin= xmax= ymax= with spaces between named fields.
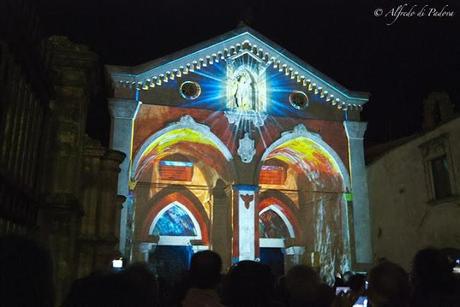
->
xmin=132 ymin=115 xmax=234 ymax=179
xmin=259 ymin=124 xmax=350 ymax=191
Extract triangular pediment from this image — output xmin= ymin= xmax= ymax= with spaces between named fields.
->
xmin=107 ymin=26 xmax=369 ymax=110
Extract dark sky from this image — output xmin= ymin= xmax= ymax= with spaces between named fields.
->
xmin=36 ymin=0 xmax=460 ymax=145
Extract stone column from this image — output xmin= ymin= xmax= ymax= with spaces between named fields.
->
xmin=138 ymin=242 xmax=157 ymax=263
xmin=211 ymin=180 xmax=232 ymax=269
xmin=108 ymin=98 xmax=141 ymax=255
xmin=343 ymin=121 xmax=373 ymax=266
xmin=298 ymin=188 xmax=315 ymax=253
xmin=93 ymin=150 xmax=125 ymax=269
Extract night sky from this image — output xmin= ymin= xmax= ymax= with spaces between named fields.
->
xmin=36 ymin=0 xmax=460 ymax=146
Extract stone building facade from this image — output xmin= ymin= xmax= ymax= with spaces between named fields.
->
xmin=107 ymin=26 xmax=373 ymax=283
xmin=368 ymin=93 xmax=460 ymax=269
xmin=0 ymin=1 xmax=124 ymax=302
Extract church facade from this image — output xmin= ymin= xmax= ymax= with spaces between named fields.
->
xmin=107 ymin=27 xmax=372 ymax=282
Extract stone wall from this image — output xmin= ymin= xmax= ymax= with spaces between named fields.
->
xmin=368 ymin=116 xmax=460 ymax=270
xmin=0 ymin=3 xmax=125 ymax=301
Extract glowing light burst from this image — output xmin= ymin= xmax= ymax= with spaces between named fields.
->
xmin=160 ymin=53 xmax=321 ymax=161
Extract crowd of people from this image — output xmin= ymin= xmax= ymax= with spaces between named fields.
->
xmin=1 ymin=235 xmax=459 ymax=307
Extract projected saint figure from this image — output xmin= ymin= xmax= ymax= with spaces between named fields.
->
xmin=231 ymin=70 xmax=255 ymax=112
xmin=225 ymin=57 xmax=267 ymax=127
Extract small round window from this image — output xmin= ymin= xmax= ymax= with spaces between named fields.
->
xmin=180 ymin=81 xmax=201 ymax=100
xmin=289 ymin=91 xmax=309 ymax=110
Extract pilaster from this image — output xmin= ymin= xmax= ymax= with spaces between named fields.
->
xmin=211 ymin=180 xmax=232 ymax=269
xmin=108 ymin=98 xmax=141 ymax=255
xmin=343 ymin=121 xmax=373 ymax=266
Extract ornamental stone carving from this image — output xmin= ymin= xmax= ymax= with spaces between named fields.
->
xmin=238 ymin=132 xmax=256 ymax=163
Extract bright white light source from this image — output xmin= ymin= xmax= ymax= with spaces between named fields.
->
xmin=112 ymin=259 xmax=123 ymax=268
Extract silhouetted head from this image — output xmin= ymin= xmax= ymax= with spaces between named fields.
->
xmin=316 ymin=283 xmax=335 ymax=307
xmin=63 ymin=263 xmax=160 ymax=307
xmin=122 ymin=263 xmax=160 ymax=306
xmin=411 ymin=247 xmax=454 ymax=292
xmin=368 ymin=261 xmax=410 ymax=307
xmin=189 ymin=250 xmax=222 ymax=289
xmin=0 ymin=235 xmax=54 ymax=307
xmin=342 ymin=271 xmax=354 ymax=285
xmin=349 ymin=274 xmax=366 ymax=293
xmin=285 ymin=265 xmax=321 ymax=306
xmin=222 ymin=260 xmax=275 ymax=307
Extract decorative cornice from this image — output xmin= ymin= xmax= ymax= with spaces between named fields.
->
xmin=107 ymin=28 xmax=369 ymax=111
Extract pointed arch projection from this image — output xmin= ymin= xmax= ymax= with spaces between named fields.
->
xmin=258 ymin=195 xmax=300 ymax=248
xmin=132 ymin=115 xmax=235 ymax=183
xmin=142 ymin=189 xmax=210 ymax=246
xmin=149 ymin=201 xmax=201 ymax=245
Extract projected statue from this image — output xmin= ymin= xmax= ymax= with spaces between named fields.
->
xmin=232 ymin=70 xmax=255 ymax=111
xmin=225 ymin=54 xmax=267 ymax=127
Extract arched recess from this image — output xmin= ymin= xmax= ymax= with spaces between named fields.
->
xmin=132 ymin=115 xmax=235 ymax=183
xmin=258 ymin=194 xmax=300 ymax=248
xmin=258 ymin=124 xmax=352 ymax=284
xmin=141 ymin=187 xmax=210 ymax=245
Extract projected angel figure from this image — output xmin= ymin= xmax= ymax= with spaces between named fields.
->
xmin=231 ymin=70 xmax=255 ymax=111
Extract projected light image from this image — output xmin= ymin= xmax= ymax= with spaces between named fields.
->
xmin=141 ymin=128 xmax=221 ymax=158
xmin=173 ymin=51 xmax=311 ymax=121
xmin=272 ymin=138 xmax=340 ymax=175
xmin=152 ymin=205 xmax=197 ymax=236
xmin=259 ymin=209 xmax=290 ymax=238
xmin=134 ymin=126 xmax=231 ymax=181
xmin=106 ymin=28 xmax=369 ymax=287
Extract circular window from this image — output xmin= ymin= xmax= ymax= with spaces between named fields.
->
xmin=180 ymin=81 xmax=201 ymax=100
xmin=289 ymin=91 xmax=309 ymax=110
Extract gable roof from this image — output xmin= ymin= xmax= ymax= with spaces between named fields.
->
xmin=107 ymin=25 xmax=369 ymax=110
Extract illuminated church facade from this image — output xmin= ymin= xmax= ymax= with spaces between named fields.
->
xmin=107 ymin=27 xmax=372 ymax=282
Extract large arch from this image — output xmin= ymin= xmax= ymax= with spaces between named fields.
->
xmin=132 ymin=115 xmax=235 ymax=181
xmin=259 ymin=124 xmax=350 ymax=190
xmin=258 ymin=124 xmax=352 ymax=284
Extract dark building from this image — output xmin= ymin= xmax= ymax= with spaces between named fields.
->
xmin=0 ymin=0 xmax=124 ymax=302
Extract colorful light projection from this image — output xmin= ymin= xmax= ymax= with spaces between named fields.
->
xmin=259 ymin=165 xmax=286 ymax=185
xmin=159 ymin=160 xmax=193 ymax=181
xmin=140 ymin=128 xmax=219 ymax=158
xmin=263 ymin=137 xmax=343 ymax=189
xmin=151 ymin=203 xmax=198 ymax=237
xmin=134 ymin=126 xmax=231 ymax=182
xmin=259 ymin=209 xmax=290 ymax=238
xmin=169 ymin=50 xmax=315 ymax=124
xmin=258 ymin=204 xmax=295 ymax=249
